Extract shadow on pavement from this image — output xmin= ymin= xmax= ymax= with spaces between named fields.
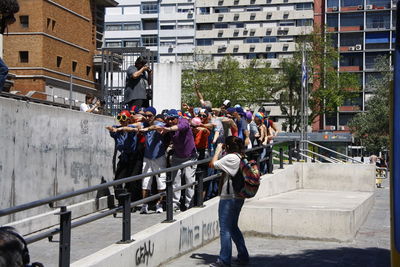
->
xmin=189 ymin=247 xmax=390 ymax=267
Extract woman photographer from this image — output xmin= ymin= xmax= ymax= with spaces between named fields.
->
xmin=209 ymin=136 xmax=249 ymax=267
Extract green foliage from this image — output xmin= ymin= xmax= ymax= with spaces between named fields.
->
xmin=276 ymin=28 xmax=360 ymax=131
xmin=182 ymin=55 xmax=276 ymax=108
xmin=348 ymin=56 xmax=391 ymax=154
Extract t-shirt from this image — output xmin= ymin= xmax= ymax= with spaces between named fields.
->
xmin=124 ymin=65 xmax=147 ymax=103
xmin=170 ymin=118 xmax=196 ymax=158
xmin=214 ymin=153 xmax=240 ymax=199
xmin=236 ymin=117 xmax=248 ymax=140
xmin=144 ymin=121 xmax=166 ymax=159
xmin=193 ymin=127 xmax=210 ymax=149
xmin=109 ymin=125 xmax=138 ymax=162
xmin=80 ymin=103 xmax=91 ymax=112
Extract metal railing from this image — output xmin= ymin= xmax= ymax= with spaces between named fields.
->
xmin=1 ymin=138 xmax=364 ymax=266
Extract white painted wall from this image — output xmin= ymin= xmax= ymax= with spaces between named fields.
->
xmin=152 ymin=63 xmax=182 ymax=112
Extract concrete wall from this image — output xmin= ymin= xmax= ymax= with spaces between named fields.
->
xmin=152 ymin=63 xmax=181 ymax=112
xmin=300 ymin=163 xmax=376 ymax=192
xmin=72 ymin=197 xmax=220 ymax=267
xmin=0 ymin=96 xmax=115 ymax=224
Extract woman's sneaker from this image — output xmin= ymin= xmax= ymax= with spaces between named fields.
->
xmin=140 ymin=204 xmax=148 ymax=214
xmin=156 ymin=203 xmax=163 ymax=213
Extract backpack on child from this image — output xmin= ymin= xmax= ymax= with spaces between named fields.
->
xmin=229 ymin=154 xmax=261 ymax=198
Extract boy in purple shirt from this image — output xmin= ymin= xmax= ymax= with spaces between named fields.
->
xmin=158 ymin=109 xmax=197 ymax=211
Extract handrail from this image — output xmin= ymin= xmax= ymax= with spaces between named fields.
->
xmin=302 ymin=140 xmax=363 ymax=164
xmin=302 ymin=149 xmax=336 ymax=163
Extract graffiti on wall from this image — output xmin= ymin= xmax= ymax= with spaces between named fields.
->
xmin=135 ymin=240 xmax=154 ymax=266
xmin=179 ymin=220 xmax=219 ymax=251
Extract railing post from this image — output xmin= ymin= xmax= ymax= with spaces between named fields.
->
xmin=267 ymin=145 xmax=273 ymax=174
xmin=288 ymin=145 xmax=293 ymax=164
xmin=279 ymin=147 xmax=284 ymax=169
xmin=195 ymin=168 xmax=204 ymax=207
xmin=119 ymin=193 xmax=133 ymax=243
xmin=164 ymin=172 xmax=175 ymax=222
xmin=296 ymin=142 xmax=300 ymax=162
xmin=58 ymin=206 xmax=71 ymax=267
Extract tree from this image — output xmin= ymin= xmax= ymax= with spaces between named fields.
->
xmin=181 ymin=54 xmax=276 ymax=108
xmin=348 ymin=56 xmax=391 ymax=154
xmin=276 ymin=27 xmax=360 ymax=132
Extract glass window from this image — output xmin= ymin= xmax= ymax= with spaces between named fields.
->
xmin=366 ymin=0 xmax=391 ymax=7
xmin=263 ymin=36 xmax=277 ymax=42
xmin=327 ymin=0 xmax=339 ymax=7
xmin=142 ymin=3 xmax=158 ymax=14
xmin=124 ymin=24 xmax=140 ymax=30
xmin=214 ymin=7 xmax=229 ymax=13
xmin=177 ymin=25 xmax=194 ymax=29
xmin=19 ymin=51 xmax=29 ymax=63
xmin=340 ymin=33 xmax=363 ymax=46
xmin=106 ymin=41 xmax=122 ymax=47
xmin=161 ymin=25 xmax=175 ymax=30
xmin=266 ymin=53 xmax=277 ymax=58
xmin=246 ymin=6 xmax=262 ymax=11
xmin=124 ymin=40 xmax=139 ymax=47
xmin=196 ymin=39 xmax=213 ymax=46
xmin=245 ymin=38 xmax=261 ymax=43
xmin=246 ymin=53 xmax=257 ymax=59
xmin=199 ymin=7 xmax=210 ymax=14
xmin=296 ymin=19 xmax=313 ymax=26
xmin=106 ymin=7 xmax=122 ymax=15
xmin=215 ymin=23 xmax=228 ymax=29
xmin=366 ymin=12 xmax=391 ymax=29
xmin=325 ymin=113 xmax=337 ymax=126
xmin=141 ymin=35 xmax=158 ymax=46
xmin=339 ymin=114 xmax=354 ymax=126
xmin=341 ymin=13 xmax=363 ymax=27
xmin=160 ymin=41 xmax=176 ymax=46
xmin=197 ymin=23 xmax=213 ymax=30
xmin=341 ymin=0 xmax=362 ymax=6
xmin=279 ymin=21 xmax=295 ymax=26
xmin=142 ymin=19 xmax=157 ymax=30
xmin=340 ymin=53 xmax=363 ymax=66
xmin=327 ymin=14 xmax=338 ymax=27
xmin=295 ymin=3 xmax=313 ymax=10
xmin=106 ymin=24 xmax=122 ymax=31
xmin=19 ymin=16 xmax=29 ymax=28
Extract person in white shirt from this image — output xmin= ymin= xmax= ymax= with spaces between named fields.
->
xmin=80 ymin=94 xmax=100 ymax=113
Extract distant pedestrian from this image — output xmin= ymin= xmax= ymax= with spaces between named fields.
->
xmin=80 ymin=94 xmax=100 ymax=113
xmin=209 ymin=136 xmax=249 ymax=267
xmin=124 ymin=56 xmax=152 ymax=109
xmin=0 ymin=0 xmax=19 ymax=92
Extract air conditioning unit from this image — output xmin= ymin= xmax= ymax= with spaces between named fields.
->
xmin=366 ymin=4 xmax=373 ymax=9
xmin=332 ymin=6 xmax=338 ymax=11
xmin=284 ymin=27 xmax=289 ymax=31
xmin=329 ymin=126 xmax=336 ymax=130
xmin=278 ymin=27 xmax=284 ymax=31
xmin=355 ymin=44 xmax=362 ymax=50
xmin=218 ymin=44 xmax=227 ymax=49
xmin=168 ymin=44 xmax=174 ymax=49
xmin=188 ymin=10 xmax=193 ymax=15
xmin=338 ymin=126 xmax=345 ymax=131
xmin=243 ymin=27 xmax=248 ymax=32
xmin=357 ymin=5 xmax=363 ymax=9
xmin=348 ymin=46 xmax=355 ymax=51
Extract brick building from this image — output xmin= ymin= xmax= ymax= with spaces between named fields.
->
xmin=3 ymin=0 xmax=117 ymax=101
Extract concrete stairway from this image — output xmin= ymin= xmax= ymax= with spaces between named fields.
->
xmin=239 ymin=163 xmax=376 ymax=242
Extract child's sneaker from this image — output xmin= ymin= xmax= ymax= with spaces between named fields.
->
xmin=140 ymin=204 xmax=148 ymax=214
xmin=156 ymin=203 xmax=163 ymax=213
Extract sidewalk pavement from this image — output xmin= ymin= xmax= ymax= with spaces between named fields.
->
xmin=164 ymin=177 xmax=390 ymax=267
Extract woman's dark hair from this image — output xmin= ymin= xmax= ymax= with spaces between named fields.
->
xmin=225 ymin=136 xmax=245 ymax=155
xmin=0 ymin=0 xmax=19 ymax=34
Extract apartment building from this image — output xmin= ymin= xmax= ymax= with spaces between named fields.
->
xmin=104 ymin=0 xmax=196 ymax=63
xmin=318 ymin=0 xmax=395 ymax=131
xmin=195 ymin=0 xmax=314 ymax=67
xmin=3 ymin=0 xmax=117 ymax=100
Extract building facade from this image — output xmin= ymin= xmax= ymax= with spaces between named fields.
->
xmin=3 ymin=0 xmax=117 ymax=101
xmin=104 ymin=0 xmax=196 ymax=64
xmin=317 ymin=0 xmax=395 ymax=131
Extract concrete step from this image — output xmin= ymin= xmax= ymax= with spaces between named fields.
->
xmin=239 ymin=189 xmax=375 ymax=242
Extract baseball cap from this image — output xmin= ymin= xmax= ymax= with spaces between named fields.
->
xmin=245 ymin=111 xmax=253 ymax=120
xmin=223 ymin=100 xmax=231 ymax=107
xmin=166 ymin=109 xmax=179 ymax=118
xmin=145 ymin=106 xmax=157 ymax=115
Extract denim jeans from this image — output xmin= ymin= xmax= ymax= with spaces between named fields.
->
xmin=218 ymin=198 xmax=249 ymax=265
xmin=0 ymin=57 xmax=9 ymax=92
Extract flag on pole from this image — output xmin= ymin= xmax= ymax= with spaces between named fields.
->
xmin=301 ymin=50 xmax=307 ymax=89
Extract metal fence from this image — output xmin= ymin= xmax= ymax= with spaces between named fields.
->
xmin=0 ymin=140 xmax=304 ymax=267
xmin=100 ymin=47 xmax=157 ymax=116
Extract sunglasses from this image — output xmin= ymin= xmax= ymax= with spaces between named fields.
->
xmin=144 ymin=114 xmax=154 ymax=118
xmin=166 ymin=117 xmax=176 ymax=121
xmin=117 ymin=114 xmax=129 ymax=121
xmin=199 ymin=114 xmax=207 ymax=118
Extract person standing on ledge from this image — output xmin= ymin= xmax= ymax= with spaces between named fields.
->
xmin=124 ymin=56 xmax=152 ymax=110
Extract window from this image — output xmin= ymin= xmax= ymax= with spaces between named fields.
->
xmin=263 ymin=36 xmax=277 ymax=42
xmin=296 ymin=19 xmax=313 ymax=26
xmin=199 ymin=7 xmax=210 ymax=14
xmin=124 ymin=24 xmax=140 ymax=30
xmin=177 ymin=25 xmax=194 ymax=29
xmin=295 ymin=3 xmax=313 ymax=10
xmin=266 ymin=52 xmax=276 ymax=58
xmin=215 ymin=23 xmax=228 ymax=29
xmin=72 ymin=61 xmax=77 ymax=72
xmin=197 ymin=23 xmax=213 ymax=30
xmin=47 ymin=18 xmax=56 ymax=30
xmin=161 ymin=25 xmax=175 ymax=30
xmin=325 ymin=113 xmax=337 ymax=126
xmin=86 ymin=66 xmax=91 ymax=76
xmin=196 ymin=39 xmax=213 ymax=46
xmin=141 ymin=3 xmax=158 ymax=14
xmin=339 ymin=114 xmax=354 ymax=126
xmin=106 ymin=41 xmax=122 ymax=47
xmin=56 ymin=56 xmax=62 ymax=67
xmin=246 ymin=53 xmax=257 ymax=59
xmin=160 ymin=41 xmax=176 ymax=46
xmin=245 ymin=38 xmax=261 ymax=43
xmin=341 ymin=13 xmax=363 ymax=27
xmin=247 ymin=7 xmax=262 ymax=11
xmin=214 ymin=7 xmax=229 ymax=13
xmin=19 ymin=51 xmax=29 ymax=63
xmin=142 ymin=35 xmax=158 ymax=46
xmin=19 ymin=16 xmax=29 ymax=28
xmin=106 ymin=24 xmax=122 ymax=31
xmin=279 ymin=21 xmax=295 ymax=26
xmin=124 ymin=40 xmax=139 ymax=47
xmin=142 ymin=19 xmax=157 ymax=30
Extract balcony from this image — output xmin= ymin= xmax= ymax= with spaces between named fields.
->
xmin=341 ymin=6 xmax=363 ymax=11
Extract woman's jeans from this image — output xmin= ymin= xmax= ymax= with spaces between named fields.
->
xmin=218 ymin=198 xmax=249 ymax=265
xmin=0 ymin=58 xmax=9 ymax=92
